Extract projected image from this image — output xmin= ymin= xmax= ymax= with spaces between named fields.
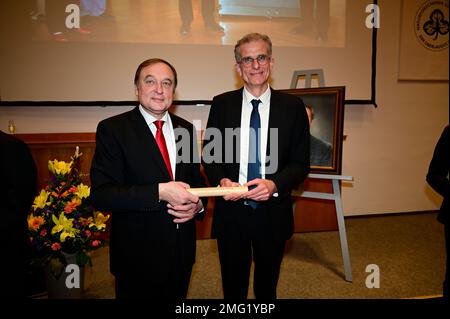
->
xmin=30 ymin=0 xmax=346 ymax=47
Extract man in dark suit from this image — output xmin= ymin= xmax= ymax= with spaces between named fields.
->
xmin=291 ymin=0 xmax=330 ymax=41
xmin=202 ymin=33 xmax=310 ymax=299
xmin=426 ymin=125 xmax=449 ymax=299
xmin=90 ymin=58 xmax=206 ymax=299
xmin=178 ymin=0 xmax=224 ymax=34
xmin=305 ymin=104 xmax=333 ymax=167
xmin=0 ymin=130 xmax=37 ymax=298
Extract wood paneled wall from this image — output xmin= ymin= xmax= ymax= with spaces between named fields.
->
xmin=16 ymin=133 xmax=337 ymax=239
xmin=16 ymin=133 xmax=95 ymax=190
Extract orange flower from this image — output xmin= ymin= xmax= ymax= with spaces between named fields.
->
xmin=28 ymin=215 xmax=45 ymax=231
xmin=51 ymin=243 xmax=62 ymax=251
xmin=64 ymin=198 xmax=81 ymax=213
xmin=52 ymin=190 xmax=68 ymax=198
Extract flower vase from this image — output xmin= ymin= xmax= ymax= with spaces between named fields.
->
xmin=44 ymin=252 xmax=85 ymax=299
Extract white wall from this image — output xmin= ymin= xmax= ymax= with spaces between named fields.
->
xmin=0 ymin=0 xmax=447 ymax=216
xmin=341 ymin=0 xmax=448 ymax=215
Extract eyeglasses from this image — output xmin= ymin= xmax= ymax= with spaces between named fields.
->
xmin=239 ymin=54 xmax=271 ymax=67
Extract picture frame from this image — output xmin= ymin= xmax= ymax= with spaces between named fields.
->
xmin=280 ymin=86 xmax=345 ymax=175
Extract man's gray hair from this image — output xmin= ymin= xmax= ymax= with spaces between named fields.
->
xmin=234 ymin=33 xmax=272 ymax=63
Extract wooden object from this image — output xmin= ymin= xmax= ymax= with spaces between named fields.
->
xmin=187 ymin=186 xmax=248 ymax=197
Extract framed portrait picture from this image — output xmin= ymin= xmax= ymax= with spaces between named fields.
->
xmin=280 ymin=86 xmax=345 ymax=175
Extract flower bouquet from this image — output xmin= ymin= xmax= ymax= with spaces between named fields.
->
xmin=27 ymin=147 xmax=109 ymax=278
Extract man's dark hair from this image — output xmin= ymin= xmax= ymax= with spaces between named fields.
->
xmin=134 ymin=58 xmax=178 ymax=89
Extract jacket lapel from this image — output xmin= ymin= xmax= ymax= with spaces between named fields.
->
xmin=228 ymin=89 xmax=244 ymax=180
xmin=131 ymin=107 xmax=172 ymax=181
xmin=170 ymin=113 xmax=183 ymax=182
xmin=266 ymin=89 xmax=282 ymax=165
xmin=229 ymin=88 xmax=244 ymax=129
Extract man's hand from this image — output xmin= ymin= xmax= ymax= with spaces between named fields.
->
xmin=167 ymin=200 xmax=204 ymax=224
xmin=158 ymin=181 xmax=199 ymax=206
xmin=220 ymin=178 xmax=243 ymax=201
xmin=244 ymin=178 xmax=277 ymax=202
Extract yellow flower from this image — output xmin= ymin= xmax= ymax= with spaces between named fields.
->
xmin=75 ymin=183 xmax=90 ymax=199
xmin=48 ymin=159 xmax=72 ymax=176
xmin=89 ymin=211 xmax=110 ymax=231
xmin=51 ymin=213 xmax=77 ymax=242
xmin=27 ymin=214 xmax=45 ymax=231
xmin=32 ymin=189 xmax=50 ymax=210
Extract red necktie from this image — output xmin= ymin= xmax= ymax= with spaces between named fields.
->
xmin=154 ymin=120 xmax=173 ymax=180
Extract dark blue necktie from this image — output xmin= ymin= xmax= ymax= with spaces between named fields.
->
xmin=247 ymin=99 xmax=261 ymax=209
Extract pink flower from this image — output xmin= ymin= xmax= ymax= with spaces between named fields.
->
xmin=69 ymin=186 xmax=77 ymax=193
xmin=91 ymin=240 xmax=101 ymax=247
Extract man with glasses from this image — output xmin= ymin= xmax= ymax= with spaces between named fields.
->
xmin=202 ymin=33 xmax=310 ymax=299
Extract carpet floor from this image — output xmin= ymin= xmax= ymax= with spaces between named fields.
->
xmin=77 ymin=211 xmax=445 ymax=299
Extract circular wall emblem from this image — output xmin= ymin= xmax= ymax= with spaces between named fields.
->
xmin=415 ymin=0 xmax=449 ymax=51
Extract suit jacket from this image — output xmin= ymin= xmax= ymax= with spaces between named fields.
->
xmin=0 ymin=131 xmax=37 ymax=296
xmin=202 ymin=88 xmax=310 ymax=240
xmin=90 ymin=107 xmax=206 ymax=278
xmin=426 ymin=125 xmax=449 ymax=225
xmin=310 ymin=134 xmax=333 ymax=167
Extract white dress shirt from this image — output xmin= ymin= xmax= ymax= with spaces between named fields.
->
xmin=139 ymin=105 xmax=177 ymax=179
xmin=238 ymin=86 xmax=271 ymax=186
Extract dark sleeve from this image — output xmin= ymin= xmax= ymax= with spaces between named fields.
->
xmin=269 ymin=96 xmax=310 ymax=196
xmin=311 ymin=137 xmax=333 ymax=167
xmin=202 ymin=95 xmax=228 ymax=186
xmin=189 ymin=126 xmax=208 ymax=219
xmin=2 ymin=138 xmax=37 ymax=222
xmin=426 ymin=126 xmax=450 ymax=199
xmin=90 ymin=120 xmax=160 ymax=212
